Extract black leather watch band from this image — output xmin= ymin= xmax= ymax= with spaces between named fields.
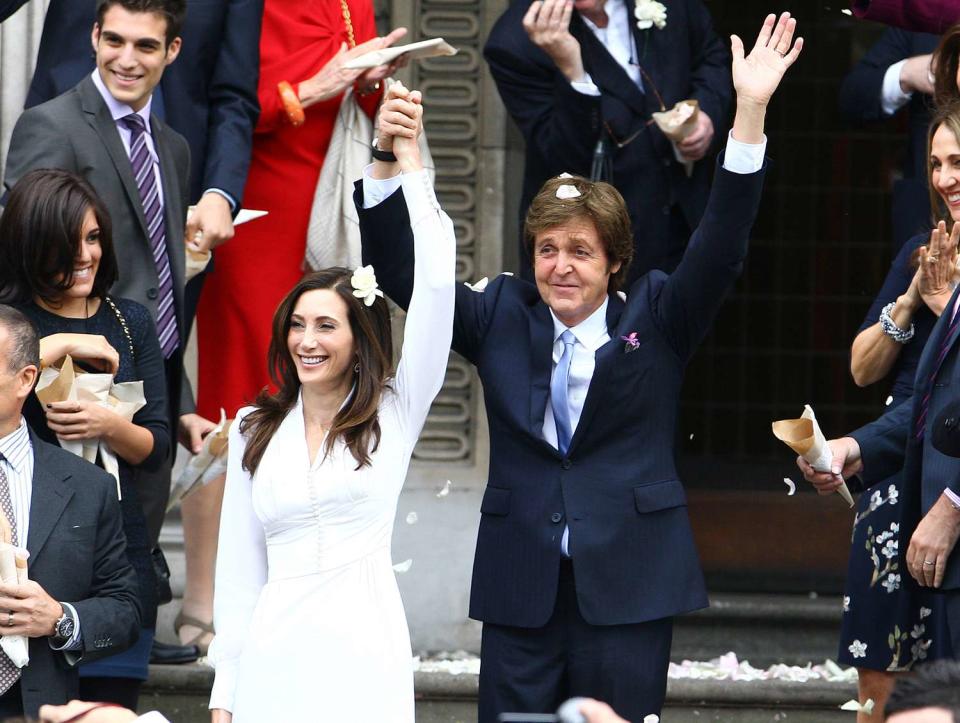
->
xmin=371 ymin=145 xmax=398 ymax=163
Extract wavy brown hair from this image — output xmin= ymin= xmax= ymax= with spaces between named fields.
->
xmin=240 ymin=269 xmax=394 ymax=475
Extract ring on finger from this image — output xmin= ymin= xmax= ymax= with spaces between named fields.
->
xmin=5 ymin=611 xmax=12 ymax=628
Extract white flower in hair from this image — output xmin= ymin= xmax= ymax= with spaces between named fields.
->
xmin=556 ymin=184 xmax=581 ymax=200
xmin=351 ymin=265 xmax=384 ymax=306
xmin=558 ymin=172 xmax=574 ymax=179
xmin=635 ymin=0 xmax=667 ymax=30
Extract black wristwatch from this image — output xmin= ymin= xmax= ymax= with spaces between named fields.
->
xmin=371 ymin=138 xmax=398 ymax=163
xmin=51 ymin=607 xmax=75 ymax=644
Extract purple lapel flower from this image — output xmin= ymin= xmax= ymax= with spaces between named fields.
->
xmin=621 ymin=332 xmax=641 ymax=353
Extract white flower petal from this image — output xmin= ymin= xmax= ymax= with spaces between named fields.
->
xmin=558 ymin=172 xmax=574 ymax=179
xmin=437 ymin=479 xmax=452 ymax=498
xmin=465 ymin=277 xmax=489 ymax=292
xmin=556 ymin=184 xmax=581 ymax=200
xmin=393 ymin=559 xmax=413 ymax=573
xmin=406 ymin=511 xmax=418 ymax=525
xmin=783 ymin=477 xmax=796 ymax=496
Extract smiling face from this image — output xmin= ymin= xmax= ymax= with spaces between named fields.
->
xmin=931 ymin=122 xmax=960 ymax=222
xmin=533 ymin=216 xmax=620 ymax=327
xmin=286 ymin=288 xmax=357 ymax=392
xmin=92 ymin=5 xmax=181 ymax=111
xmin=60 ymin=208 xmax=102 ymax=302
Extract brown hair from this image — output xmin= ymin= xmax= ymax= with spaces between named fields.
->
xmin=523 ymin=175 xmax=633 ymax=290
xmin=926 ymin=101 xmax=960 ymax=228
xmin=240 ymin=269 xmax=394 ymax=475
xmin=933 ymin=24 xmax=960 ymax=109
xmin=96 ymin=0 xmax=186 ymax=46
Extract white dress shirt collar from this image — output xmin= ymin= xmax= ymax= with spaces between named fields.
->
xmin=549 ymin=297 xmax=610 ymax=352
xmin=0 ymin=418 xmax=30 ymax=473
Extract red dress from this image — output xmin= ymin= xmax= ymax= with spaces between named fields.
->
xmin=197 ymin=0 xmax=381 ymax=419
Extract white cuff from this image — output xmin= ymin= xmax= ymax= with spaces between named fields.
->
xmin=944 ymin=488 xmax=960 ymax=510
xmin=882 ymin=60 xmax=913 ymax=115
xmin=721 ymin=130 xmax=766 ymax=175
xmin=361 ymin=164 xmax=403 ymax=208
xmin=571 ymin=73 xmax=601 ymax=97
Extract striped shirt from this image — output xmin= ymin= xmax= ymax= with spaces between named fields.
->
xmin=0 ymin=417 xmax=32 ymax=545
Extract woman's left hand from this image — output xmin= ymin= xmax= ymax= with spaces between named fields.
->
xmin=357 ymin=50 xmax=410 ymax=92
xmin=43 ymin=400 xmax=118 ymax=441
xmin=918 ymin=220 xmax=960 ymax=313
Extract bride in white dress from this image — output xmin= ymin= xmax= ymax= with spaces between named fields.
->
xmin=208 ymin=84 xmax=453 ymax=722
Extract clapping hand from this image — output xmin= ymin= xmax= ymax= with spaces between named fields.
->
xmin=377 ymin=81 xmax=424 ymax=173
xmin=731 ymin=12 xmax=803 ymax=108
xmin=917 ymin=220 xmax=960 ymax=315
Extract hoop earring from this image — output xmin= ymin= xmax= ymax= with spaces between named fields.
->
xmin=354 ymin=361 xmax=361 ymax=374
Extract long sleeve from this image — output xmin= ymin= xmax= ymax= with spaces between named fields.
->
xmin=850 ymin=396 xmax=914 ymax=484
xmin=839 ymin=29 xmax=915 ymax=124
xmin=391 ymin=172 xmax=456 ymax=448
xmin=850 ymin=0 xmax=960 ymax=34
xmin=208 ymin=414 xmax=268 ymax=713
xmin=196 ymin=0 xmax=263 ymax=204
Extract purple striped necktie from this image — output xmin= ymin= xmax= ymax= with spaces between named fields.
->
xmin=0 ymin=460 xmax=20 ymax=692
xmin=122 ymin=113 xmax=179 ymax=358
xmin=915 ymin=303 xmax=960 ymax=439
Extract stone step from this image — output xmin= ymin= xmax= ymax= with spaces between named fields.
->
xmin=140 ymin=664 xmax=858 ymax=723
xmin=673 ymin=593 xmax=843 ymax=667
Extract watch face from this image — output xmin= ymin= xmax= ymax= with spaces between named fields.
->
xmin=56 ymin=614 xmax=75 ymax=639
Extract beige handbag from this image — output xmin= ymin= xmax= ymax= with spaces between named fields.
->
xmin=304 ymin=1 xmax=434 ymax=271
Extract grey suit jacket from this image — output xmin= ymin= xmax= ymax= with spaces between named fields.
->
xmin=18 ymin=429 xmax=140 ymax=717
xmin=1 ymin=74 xmax=194 ymax=416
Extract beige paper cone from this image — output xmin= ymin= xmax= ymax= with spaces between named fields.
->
xmin=772 ymin=405 xmax=855 ymax=508
xmin=35 ymin=355 xmax=77 ymax=405
xmin=652 ymin=100 xmax=700 ymax=143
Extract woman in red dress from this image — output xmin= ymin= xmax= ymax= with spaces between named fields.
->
xmin=184 ymin=0 xmax=404 ymax=651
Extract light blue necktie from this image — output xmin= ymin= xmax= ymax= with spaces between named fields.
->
xmin=551 ymin=330 xmax=576 ymax=455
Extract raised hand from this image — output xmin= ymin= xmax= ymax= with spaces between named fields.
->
xmin=522 ymin=0 xmax=585 ymax=82
xmin=918 ymin=220 xmax=960 ymax=315
xmin=731 ymin=12 xmax=803 ymax=108
xmin=376 ymin=81 xmax=424 ymax=173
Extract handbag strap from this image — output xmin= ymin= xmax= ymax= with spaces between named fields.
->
xmin=103 ymin=296 xmax=135 ymax=361
xmin=340 ymin=0 xmax=356 ymax=49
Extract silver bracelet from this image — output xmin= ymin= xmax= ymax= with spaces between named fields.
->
xmin=879 ymin=301 xmax=914 ymax=343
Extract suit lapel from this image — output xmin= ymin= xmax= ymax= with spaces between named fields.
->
xmin=25 ymin=434 xmax=74 ymax=564
xmin=625 ymin=0 xmax=664 ymax=108
xmin=153 ymin=115 xmax=187 ymax=324
xmin=916 ymin=285 xmax=960 ymax=386
xmin=570 ymin=12 xmax=647 ymax=118
xmin=78 ymin=76 xmax=152 ymax=241
xmin=569 ymin=294 xmax=626 ymax=454
xmin=529 ymin=302 xmax=555 ymax=439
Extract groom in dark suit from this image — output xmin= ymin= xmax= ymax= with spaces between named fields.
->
xmin=485 ymin=0 xmax=731 ymax=282
xmin=0 ymin=306 xmax=139 ymax=718
xmin=359 ymin=14 xmax=801 ymax=721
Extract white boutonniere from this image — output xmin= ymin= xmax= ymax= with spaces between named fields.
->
xmin=635 ymin=0 xmax=667 ymax=30
xmin=351 ymin=265 xmax=384 ymax=306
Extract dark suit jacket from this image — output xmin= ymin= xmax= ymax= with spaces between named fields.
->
xmin=19 ymin=429 xmax=140 ymax=716
xmin=484 ymin=0 xmax=731 ymax=282
xmin=357 ymin=158 xmax=766 ymax=627
xmin=2 ymin=75 xmax=193 ymax=418
xmin=838 ymin=29 xmax=939 ymax=246
xmin=0 ymin=0 xmax=261 ymax=205
xmin=851 ymin=0 xmax=960 ymax=33
xmin=852 ymin=286 xmax=960 ymax=592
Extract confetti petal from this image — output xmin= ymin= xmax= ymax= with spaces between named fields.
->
xmin=393 ymin=559 xmax=413 ymax=573
xmin=783 ymin=477 xmax=796 ymax=496
xmin=465 ymin=277 xmax=489 ymax=292
xmin=885 ymin=395 xmax=894 ymax=406
xmin=437 ymin=480 xmax=452 ymax=498
xmin=556 ymin=184 xmax=581 ymax=200
xmin=406 ymin=511 xmax=418 ymax=525
xmin=558 ymin=172 xmax=573 ymax=179
xmin=840 ymin=699 xmax=874 ymax=713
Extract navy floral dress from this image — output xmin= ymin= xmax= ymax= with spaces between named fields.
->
xmin=839 ymin=234 xmax=952 ymax=670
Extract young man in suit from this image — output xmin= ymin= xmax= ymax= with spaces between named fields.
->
xmin=359 ymin=14 xmax=801 ymax=722
xmin=1 ymin=0 xmax=217 ymax=661
xmin=484 ymin=0 xmax=731 ymax=283
xmin=0 ymin=305 xmax=140 ymax=718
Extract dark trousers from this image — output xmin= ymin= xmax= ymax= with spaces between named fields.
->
xmin=478 ymin=560 xmax=673 ymax=723
xmin=946 ymin=589 xmax=960 ymax=657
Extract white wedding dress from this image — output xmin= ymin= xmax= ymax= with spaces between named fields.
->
xmin=208 ymin=171 xmax=455 ymax=722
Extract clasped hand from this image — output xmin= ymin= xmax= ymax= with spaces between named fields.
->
xmin=0 ymin=580 xmax=61 ymax=638
xmin=376 ymin=81 xmax=424 ymax=172
xmin=44 ymin=400 xmax=118 ymax=442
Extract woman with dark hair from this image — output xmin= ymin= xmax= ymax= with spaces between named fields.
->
xmin=208 ymin=84 xmax=453 ymax=722
xmin=838 ymin=103 xmax=960 ymax=720
xmin=0 ymin=169 xmax=169 ymax=709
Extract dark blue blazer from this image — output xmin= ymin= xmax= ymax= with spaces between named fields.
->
xmin=839 ymin=28 xmax=939 ymax=245
xmin=356 ymin=158 xmax=766 ymax=627
xmin=0 ymin=0 xmax=262 ymax=206
xmin=852 ymin=283 xmax=960 ymax=591
xmin=484 ymin=0 xmax=731 ymax=282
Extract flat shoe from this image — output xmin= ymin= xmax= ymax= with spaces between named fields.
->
xmin=150 ymin=639 xmax=200 ymax=665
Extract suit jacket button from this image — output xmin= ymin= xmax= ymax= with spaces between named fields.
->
xmin=146 ymin=288 xmax=159 ymax=300
xmin=551 ymin=512 xmax=563 ymax=523
xmin=561 ymin=459 xmax=572 ymax=470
